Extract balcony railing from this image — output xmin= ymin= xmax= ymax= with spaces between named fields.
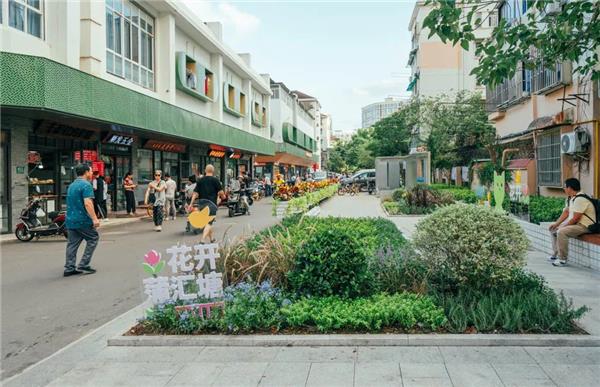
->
xmin=487 ymin=61 xmax=571 ymax=111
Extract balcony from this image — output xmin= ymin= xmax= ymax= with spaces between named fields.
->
xmin=486 ymin=71 xmax=526 ymax=112
xmin=533 ymin=61 xmax=572 ymax=95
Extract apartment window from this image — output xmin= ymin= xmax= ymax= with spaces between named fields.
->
xmin=227 ymin=85 xmax=235 ymax=109
xmin=240 ymin=93 xmax=246 ymax=116
xmin=9 ymin=0 xmax=43 ymax=38
xmin=106 ymin=0 xmax=154 ymax=90
xmin=522 ymin=67 xmax=532 ymax=93
xmin=536 ymin=130 xmax=561 ymax=187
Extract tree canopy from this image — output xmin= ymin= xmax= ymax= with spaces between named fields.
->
xmin=423 ymin=0 xmax=600 ymax=86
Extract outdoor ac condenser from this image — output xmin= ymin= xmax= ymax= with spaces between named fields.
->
xmin=561 ymin=130 xmax=590 ymax=155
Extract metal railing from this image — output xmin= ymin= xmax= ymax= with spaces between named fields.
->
xmin=486 ymin=67 xmax=523 ymax=111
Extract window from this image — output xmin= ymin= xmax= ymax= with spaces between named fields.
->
xmin=262 ymin=107 xmax=267 ymax=127
xmin=522 ymin=66 xmax=532 ymax=93
xmin=106 ymin=0 xmax=154 ymax=90
xmin=9 ymin=0 xmax=43 ymax=38
xmin=536 ymin=130 xmax=561 ymax=187
xmin=240 ymin=93 xmax=246 ymax=116
xmin=227 ymin=85 xmax=235 ymax=109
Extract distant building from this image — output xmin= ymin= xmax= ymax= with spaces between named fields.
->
xmin=361 ymin=97 xmax=405 ymax=128
xmin=331 ymin=129 xmax=356 ymax=146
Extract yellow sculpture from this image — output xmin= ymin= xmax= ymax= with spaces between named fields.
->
xmin=188 ymin=206 xmax=215 ymax=230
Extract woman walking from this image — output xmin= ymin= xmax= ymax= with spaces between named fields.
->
xmin=123 ymin=171 xmax=137 ymax=216
xmin=145 ymin=170 xmax=166 ymax=231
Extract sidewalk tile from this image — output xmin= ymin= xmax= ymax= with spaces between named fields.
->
xmin=354 ymin=361 xmax=401 ymax=386
xmin=46 ymin=361 xmax=184 ymax=387
xmin=305 ymin=362 xmax=354 ymax=387
xmin=165 ymin=362 xmax=225 ymax=386
xmin=400 ymin=363 xmax=449 ymax=378
xmin=257 ymin=362 xmax=311 ymax=387
xmin=445 ymin=363 xmax=504 ymax=387
xmin=402 ymin=377 xmax=453 ymax=387
xmin=210 ymin=361 xmax=269 ymax=387
xmin=441 ymin=346 xmax=536 ymax=364
xmin=357 ymin=347 xmax=443 ymax=363
xmin=524 ymin=347 xmax=600 ymax=365
xmin=540 ymin=364 xmax=600 ymax=387
xmin=275 ymin=347 xmax=356 ymax=362
xmin=195 ymin=346 xmax=279 ymax=363
xmin=491 ymin=364 xmax=556 ymax=387
xmin=93 ymin=346 xmax=204 ymax=363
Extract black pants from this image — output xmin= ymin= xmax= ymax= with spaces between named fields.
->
xmin=125 ymin=190 xmax=136 ymax=214
xmin=94 ymin=199 xmax=107 ymax=218
xmin=153 ymin=205 xmax=164 ymax=226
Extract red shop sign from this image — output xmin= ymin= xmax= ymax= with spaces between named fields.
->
xmin=144 ymin=140 xmax=186 ymax=153
xmin=92 ymin=161 xmax=105 ymax=176
xmin=74 ymin=150 xmax=98 ymax=162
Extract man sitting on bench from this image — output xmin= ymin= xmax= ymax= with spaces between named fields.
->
xmin=548 ymin=178 xmax=597 ymax=267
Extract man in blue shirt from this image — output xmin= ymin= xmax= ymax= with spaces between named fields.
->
xmin=64 ymin=164 xmax=100 ymax=276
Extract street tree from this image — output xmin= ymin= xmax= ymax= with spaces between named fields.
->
xmin=423 ymin=0 xmax=600 ymax=86
xmin=368 ymin=99 xmax=418 ymax=158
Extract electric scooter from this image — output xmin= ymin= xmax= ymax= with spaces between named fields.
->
xmin=15 ymin=198 xmax=67 ymax=242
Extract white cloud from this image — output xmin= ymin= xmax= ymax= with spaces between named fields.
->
xmin=182 ymin=0 xmax=261 ymax=38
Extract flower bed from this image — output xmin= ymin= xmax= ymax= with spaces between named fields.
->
xmin=272 ymin=184 xmax=338 ymax=217
xmin=272 ymin=179 xmax=337 ymax=201
xmin=131 ymin=209 xmax=587 ymax=335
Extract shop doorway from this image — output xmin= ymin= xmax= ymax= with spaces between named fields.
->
xmin=102 ymin=155 xmax=131 ymax=212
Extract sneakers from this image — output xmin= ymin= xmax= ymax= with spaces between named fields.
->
xmin=552 ymin=260 xmax=567 ymax=267
xmin=548 ymin=255 xmax=558 ymax=262
xmin=78 ymin=266 xmax=97 ymax=274
xmin=64 ymin=269 xmax=83 ymax=277
xmin=155 ymin=225 xmax=162 ymax=232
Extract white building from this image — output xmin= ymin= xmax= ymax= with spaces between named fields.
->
xmin=292 ymin=90 xmax=324 ymax=169
xmin=0 ymin=0 xmax=273 ymax=231
xmin=361 ymin=97 xmax=405 ymax=128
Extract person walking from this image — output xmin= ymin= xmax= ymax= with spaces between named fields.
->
xmin=123 ymin=171 xmax=137 ymax=216
xmin=548 ymin=178 xmax=597 ymax=267
xmin=102 ymin=175 xmax=109 ymax=220
xmin=164 ymin=173 xmax=177 ymax=220
xmin=187 ymin=165 xmax=226 ymax=244
xmin=145 ymin=170 xmax=167 ymax=231
xmin=264 ymin=174 xmax=272 ymax=196
xmin=64 ymin=164 xmax=100 ymax=277
xmin=92 ymin=171 xmax=106 ymax=219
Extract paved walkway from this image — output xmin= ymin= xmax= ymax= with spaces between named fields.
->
xmin=4 ymin=194 xmax=599 ymax=387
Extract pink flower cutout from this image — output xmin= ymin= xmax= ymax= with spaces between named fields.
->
xmin=144 ymin=250 xmax=160 ymax=266
xmin=143 ymin=250 xmax=164 ymax=276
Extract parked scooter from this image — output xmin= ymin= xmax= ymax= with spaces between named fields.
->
xmin=175 ymin=191 xmax=187 ymax=215
xmin=15 ymin=198 xmax=67 ymax=242
xmin=367 ymin=180 xmax=376 ymax=195
xmin=227 ymin=181 xmax=251 ymax=217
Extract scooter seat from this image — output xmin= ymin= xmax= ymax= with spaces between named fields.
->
xmin=48 ymin=211 xmax=60 ymax=220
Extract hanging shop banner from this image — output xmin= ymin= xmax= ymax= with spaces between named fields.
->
xmin=144 ymin=140 xmax=186 ymax=153
xmin=103 ymin=132 xmax=135 ymax=146
xmin=208 ymin=144 xmax=226 ymax=158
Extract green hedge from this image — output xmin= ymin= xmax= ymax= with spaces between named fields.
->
xmin=529 ymin=196 xmax=565 ymax=224
xmin=430 ymin=184 xmax=477 ymax=203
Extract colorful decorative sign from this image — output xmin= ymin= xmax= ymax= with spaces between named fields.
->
xmin=74 ymin=150 xmax=98 ymax=163
xmin=144 ymin=140 xmax=186 ymax=153
xmin=493 ymin=171 xmax=505 ymax=212
xmin=27 ymin=151 xmax=41 ymax=164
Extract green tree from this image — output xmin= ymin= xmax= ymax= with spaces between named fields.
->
xmin=423 ymin=0 xmax=600 ymax=85
xmin=368 ymin=100 xmax=418 ymax=157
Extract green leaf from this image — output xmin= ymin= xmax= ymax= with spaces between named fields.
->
xmin=142 ymin=263 xmax=155 ymax=275
xmin=460 ymin=39 xmax=470 ymax=50
xmin=154 ymin=260 xmax=165 ymax=274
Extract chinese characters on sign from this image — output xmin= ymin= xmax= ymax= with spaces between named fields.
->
xmin=105 ymin=134 xmax=134 ymax=146
xmin=142 ymin=243 xmax=223 ymax=306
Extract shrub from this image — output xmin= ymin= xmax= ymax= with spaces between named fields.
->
xmin=282 ymin=293 xmax=447 ymax=332
xmin=369 ymin=245 xmax=429 ymax=293
xmin=529 ymin=195 xmax=565 ymax=224
xmin=383 ymin=201 xmax=401 ymax=215
xmin=435 ymin=286 xmax=588 ymax=333
xmin=413 ymin=204 xmax=529 ymax=288
xmin=392 ymin=188 xmax=406 ymax=201
xmin=287 ymin=225 xmax=375 ymax=298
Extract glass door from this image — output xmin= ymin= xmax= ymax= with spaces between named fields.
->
xmin=115 ymin=156 xmax=130 ymax=211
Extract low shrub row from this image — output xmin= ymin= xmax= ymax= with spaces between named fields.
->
xmin=529 ymin=195 xmax=565 ymax=224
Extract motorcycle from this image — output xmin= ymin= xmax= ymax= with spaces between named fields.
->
xmin=175 ymin=191 xmax=187 ymax=215
xmin=367 ymin=180 xmax=376 ymax=195
xmin=250 ymin=182 xmax=265 ymax=202
xmin=227 ymin=181 xmax=252 ymax=217
xmin=15 ymin=199 xmax=67 ymax=242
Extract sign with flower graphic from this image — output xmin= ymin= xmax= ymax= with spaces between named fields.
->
xmin=142 ymin=250 xmax=165 ymax=276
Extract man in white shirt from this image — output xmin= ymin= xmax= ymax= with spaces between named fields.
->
xmin=549 ymin=178 xmax=596 ymax=267
xmin=163 ymin=173 xmax=178 ymax=220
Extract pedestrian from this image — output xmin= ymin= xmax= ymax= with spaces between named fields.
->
xmin=92 ymin=171 xmax=105 ymax=219
xmin=548 ymin=178 xmax=597 ymax=267
xmin=187 ymin=164 xmax=226 ymax=244
xmin=145 ymin=170 xmax=167 ymax=231
xmin=164 ymin=173 xmax=177 ymax=220
xmin=264 ymin=174 xmax=272 ymax=196
xmin=102 ymin=175 xmax=109 ymax=220
xmin=184 ymin=174 xmax=197 ymax=208
xmin=64 ymin=163 xmax=100 ymax=277
xmin=123 ymin=171 xmax=137 ymax=216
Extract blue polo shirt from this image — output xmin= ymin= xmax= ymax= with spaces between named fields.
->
xmin=65 ymin=178 xmax=95 ymax=229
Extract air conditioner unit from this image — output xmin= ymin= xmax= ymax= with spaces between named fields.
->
xmin=561 ymin=130 xmax=590 ymax=154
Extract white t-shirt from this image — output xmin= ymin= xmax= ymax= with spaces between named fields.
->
xmin=165 ymin=178 xmax=177 ymax=199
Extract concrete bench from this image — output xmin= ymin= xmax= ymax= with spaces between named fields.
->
xmin=580 ymin=233 xmax=600 ymax=246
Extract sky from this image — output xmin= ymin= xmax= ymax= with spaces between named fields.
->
xmin=182 ymin=0 xmax=416 ymax=133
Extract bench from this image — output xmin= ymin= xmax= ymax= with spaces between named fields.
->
xmin=579 ymin=233 xmax=600 ymax=246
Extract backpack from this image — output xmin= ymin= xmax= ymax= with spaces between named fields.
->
xmin=575 ymin=194 xmax=600 ymax=233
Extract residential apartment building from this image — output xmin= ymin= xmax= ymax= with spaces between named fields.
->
xmin=406 ymin=1 xmax=494 ymax=185
xmin=0 ymin=0 xmax=275 ymax=232
xmin=254 ymin=80 xmax=319 ymax=180
xmin=361 ymin=97 xmax=404 ymax=128
xmin=486 ymin=0 xmax=599 ymax=198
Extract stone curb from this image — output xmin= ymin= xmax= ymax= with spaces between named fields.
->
xmin=108 ymin=334 xmax=600 ymax=347
xmin=380 ymin=203 xmax=426 ymax=218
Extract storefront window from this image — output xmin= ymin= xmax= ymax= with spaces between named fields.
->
xmin=163 ymin=151 xmax=179 ymax=182
xmin=153 ymin=150 xmax=161 ymax=174
xmin=207 ymin=157 xmax=222 ymax=183
xmin=137 ymin=149 xmax=153 ymax=183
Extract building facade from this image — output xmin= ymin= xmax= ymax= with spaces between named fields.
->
xmin=320 ymin=112 xmax=332 ymax=169
xmin=361 ymin=97 xmax=404 ymax=128
xmin=254 ymin=80 xmax=319 ymax=180
xmin=0 ymin=0 xmax=274 ymax=232
xmin=292 ymin=90 xmax=323 ymax=169
xmin=486 ymin=1 xmax=599 ymax=199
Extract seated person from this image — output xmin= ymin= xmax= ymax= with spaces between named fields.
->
xmin=548 ymin=178 xmax=597 ymax=267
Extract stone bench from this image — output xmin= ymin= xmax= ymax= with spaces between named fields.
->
xmin=515 ymin=219 xmax=600 ymax=271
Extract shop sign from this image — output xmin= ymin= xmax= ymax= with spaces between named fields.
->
xmin=229 ymin=152 xmax=241 ymax=159
xmin=104 ymin=133 xmax=134 ymax=146
xmin=144 ymin=140 xmax=186 ymax=153
xmin=305 ymin=151 xmax=312 ymax=158
xmin=92 ymin=161 xmax=105 ymax=176
xmin=38 ymin=124 xmax=97 ymax=141
xmin=208 ymin=150 xmax=226 ymax=157
xmin=16 ymin=166 xmax=25 ymax=174
xmin=27 ymin=151 xmax=41 ymax=164
xmin=74 ymin=150 xmax=98 ymax=163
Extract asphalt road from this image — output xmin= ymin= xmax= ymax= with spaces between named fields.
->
xmin=0 ymin=198 xmax=279 ymax=379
